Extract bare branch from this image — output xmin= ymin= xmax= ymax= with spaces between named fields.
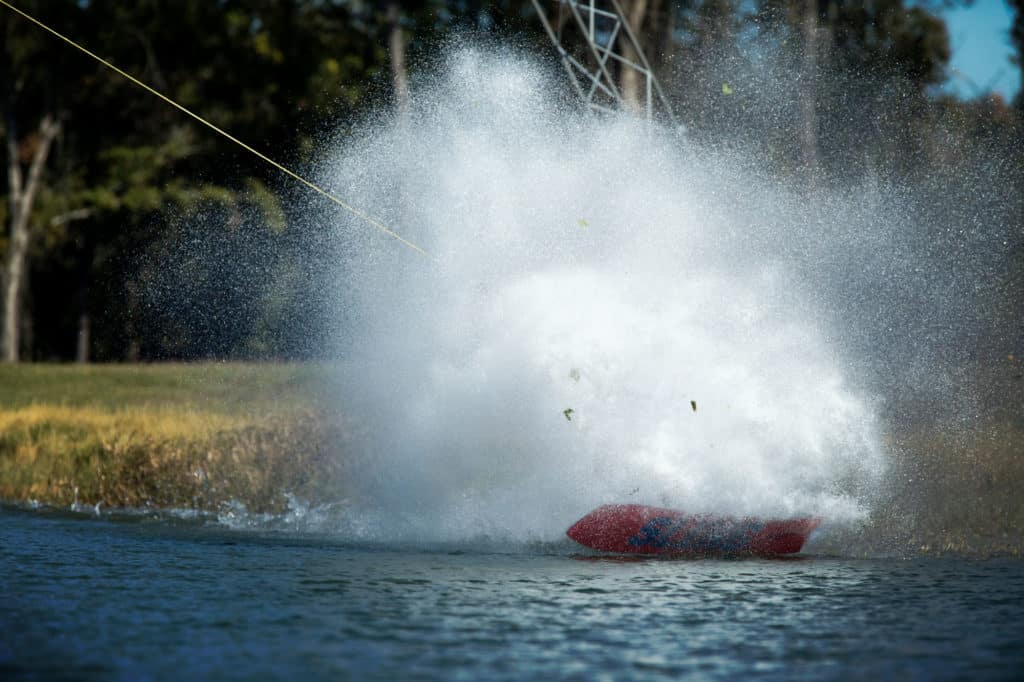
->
xmin=49 ymin=207 xmax=93 ymax=228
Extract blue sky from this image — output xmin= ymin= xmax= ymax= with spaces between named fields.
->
xmin=941 ymin=1 xmax=1020 ymax=101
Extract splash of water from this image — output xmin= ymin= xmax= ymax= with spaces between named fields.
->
xmin=316 ymin=49 xmax=886 ymax=544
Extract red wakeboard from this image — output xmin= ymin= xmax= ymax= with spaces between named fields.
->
xmin=567 ymin=504 xmax=821 ymax=556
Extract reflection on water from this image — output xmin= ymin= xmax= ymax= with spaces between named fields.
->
xmin=2 ymin=507 xmax=1022 ymax=680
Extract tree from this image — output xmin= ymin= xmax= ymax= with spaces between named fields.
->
xmin=1011 ymin=0 xmax=1023 ymax=112
xmin=749 ymin=0 xmax=952 ymax=181
xmin=2 ymin=112 xmax=59 ymax=363
xmin=667 ymin=0 xmax=744 ymax=141
xmin=2 ymin=0 xmax=1014 ymax=365
xmin=3 ymin=0 xmax=391 ymax=361
xmin=386 ymin=2 xmax=414 ymax=114
xmin=1 ymin=1 xmax=84 ymax=362
xmin=619 ymin=0 xmax=653 ymax=110
xmin=797 ymin=0 xmax=822 ymax=179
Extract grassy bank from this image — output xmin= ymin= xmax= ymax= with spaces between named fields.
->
xmin=0 ymin=364 xmax=347 ymax=513
xmin=875 ymin=418 xmax=1024 ymax=557
xmin=1 ymin=363 xmax=1020 ymax=556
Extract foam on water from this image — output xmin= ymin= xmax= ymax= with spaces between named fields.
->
xmin=316 ymin=49 xmax=886 ymax=544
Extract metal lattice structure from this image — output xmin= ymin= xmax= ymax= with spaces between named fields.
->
xmin=530 ymin=0 xmax=676 ymax=123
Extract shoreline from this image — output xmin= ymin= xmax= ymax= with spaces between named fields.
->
xmin=1 ymin=363 xmax=1021 ymax=557
xmin=0 ymin=363 xmax=348 ymax=513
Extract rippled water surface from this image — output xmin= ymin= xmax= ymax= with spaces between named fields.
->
xmin=2 ymin=507 xmax=1022 ymax=680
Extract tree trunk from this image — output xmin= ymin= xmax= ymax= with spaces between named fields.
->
xmin=659 ymin=0 xmax=676 ymax=71
xmin=124 ymin=278 xmax=141 ymax=362
xmin=1011 ymin=0 xmax=1023 ymax=111
xmin=3 ymin=113 xmax=61 ymax=363
xmin=75 ymin=313 xmax=90 ymax=363
xmin=75 ymin=265 xmax=90 ymax=363
xmin=388 ymin=2 xmax=410 ymax=115
xmin=799 ymin=0 xmax=819 ymax=181
xmin=619 ymin=0 xmax=651 ymax=113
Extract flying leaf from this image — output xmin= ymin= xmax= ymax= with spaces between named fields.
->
xmin=690 ymin=400 xmax=697 ymax=412
xmin=722 ymin=82 xmax=733 ymax=95
xmin=563 ymin=408 xmax=574 ymax=422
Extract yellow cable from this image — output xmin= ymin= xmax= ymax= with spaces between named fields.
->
xmin=0 ymin=0 xmax=428 ymax=257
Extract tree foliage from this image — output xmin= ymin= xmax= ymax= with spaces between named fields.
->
xmin=0 ymin=0 xmax=1020 ymax=361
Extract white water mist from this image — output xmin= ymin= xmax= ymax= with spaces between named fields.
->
xmin=316 ymin=49 xmax=885 ymax=544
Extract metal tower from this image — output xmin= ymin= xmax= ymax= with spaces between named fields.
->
xmin=530 ymin=0 xmax=676 ymax=123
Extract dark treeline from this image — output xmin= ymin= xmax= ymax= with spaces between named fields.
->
xmin=1 ymin=0 xmax=1021 ymax=363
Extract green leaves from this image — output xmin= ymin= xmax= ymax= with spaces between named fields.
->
xmin=245 ymin=179 xmax=287 ymax=233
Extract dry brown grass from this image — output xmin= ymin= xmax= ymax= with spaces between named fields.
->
xmin=881 ymin=418 xmax=1024 ymax=556
xmin=0 ymin=364 xmax=348 ymax=512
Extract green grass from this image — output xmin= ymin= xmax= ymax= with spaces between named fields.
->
xmin=0 ymin=362 xmax=333 ymax=412
xmin=0 ymin=363 xmax=348 ymax=513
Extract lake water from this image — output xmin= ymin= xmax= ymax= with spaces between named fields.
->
xmin=2 ymin=506 xmax=1022 ymax=680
